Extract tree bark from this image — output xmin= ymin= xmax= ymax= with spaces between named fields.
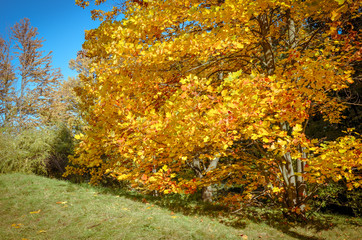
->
xmin=192 ymin=156 xmax=220 ymax=202
xmin=258 ymin=13 xmax=275 ymax=75
xmin=296 ymin=147 xmax=306 ymax=211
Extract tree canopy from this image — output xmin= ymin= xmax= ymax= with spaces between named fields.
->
xmin=65 ymin=0 xmax=362 ymax=213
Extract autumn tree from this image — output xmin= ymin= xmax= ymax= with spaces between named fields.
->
xmin=8 ymin=18 xmax=62 ymax=128
xmin=0 ymin=37 xmax=16 ymax=126
xmin=66 ymin=0 xmax=362 ymax=212
xmin=63 ymin=50 xmax=95 ymax=130
xmin=0 ymin=19 xmax=79 ymax=177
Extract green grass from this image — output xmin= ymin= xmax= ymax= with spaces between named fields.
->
xmin=0 ymin=173 xmax=361 ymax=240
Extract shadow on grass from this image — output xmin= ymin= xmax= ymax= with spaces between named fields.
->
xmin=231 ymin=206 xmax=362 ymax=240
xmin=83 ymin=181 xmax=249 ymax=227
xmin=69 ymin=179 xmax=360 ymax=240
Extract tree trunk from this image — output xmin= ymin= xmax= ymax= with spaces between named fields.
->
xmin=258 ymin=13 xmax=275 ymax=75
xmin=283 ymin=151 xmax=297 ymax=208
xmin=279 ymin=122 xmax=298 ymax=209
xmin=296 ymin=147 xmax=306 ymax=211
xmin=192 ymin=156 xmax=220 ymax=202
xmin=202 ymin=185 xmax=214 ymax=203
xmin=152 ymin=164 xmax=159 ymax=197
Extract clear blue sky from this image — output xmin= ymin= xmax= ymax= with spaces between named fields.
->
xmin=0 ymin=0 xmax=116 ymax=80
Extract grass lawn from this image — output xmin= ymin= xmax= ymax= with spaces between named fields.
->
xmin=0 ymin=173 xmax=361 ymax=240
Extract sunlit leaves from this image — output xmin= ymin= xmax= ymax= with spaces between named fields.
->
xmin=66 ymin=0 xmax=361 ymax=210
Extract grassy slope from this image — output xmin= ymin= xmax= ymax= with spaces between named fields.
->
xmin=0 ymin=173 xmax=360 ymax=240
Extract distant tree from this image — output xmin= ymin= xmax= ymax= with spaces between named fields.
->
xmin=65 ymin=50 xmax=95 ymax=130
xmin=0 ymin=37 xmax=16 ymax=126
xmin=46 ymin=76 xmax=81 ymax=131
xmin=8 ymin=18 xmax=62 ymax=128
xmin=0 ymin=18 xmax=77 ymax=177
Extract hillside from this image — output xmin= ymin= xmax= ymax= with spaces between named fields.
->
xmin=0 ymin=173 xmax=360 ymax=240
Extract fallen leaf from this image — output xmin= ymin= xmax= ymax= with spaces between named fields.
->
xmin=30 ymin=209 xmax=41 ymax=214
xmin=38 ymin=230 xmax=46 ymax=233
xmin=56 ymin=201 xmax=67 ymax=204
xmin=11 ymin=223 xmax=23 ymax=228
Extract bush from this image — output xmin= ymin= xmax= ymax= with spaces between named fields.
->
xmin=45 ymin=125 xmax=74 ymax=177
xmin=0 ymin=127 xmax=48 ymax=174
xmin=312 ymin=180 xmax=361 ymax=217
xmin=0 ymin=125 xmax=73 ymax=176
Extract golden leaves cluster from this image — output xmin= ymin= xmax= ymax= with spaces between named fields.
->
xmin=66 ymin=0 xmax=361 ymax=205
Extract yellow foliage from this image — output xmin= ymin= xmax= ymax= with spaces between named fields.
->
xmin=66 ymin=0 xmax=361 ymax=209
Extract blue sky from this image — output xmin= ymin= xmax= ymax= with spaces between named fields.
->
xmin=0 ymin=0 xmax=116 ymax=80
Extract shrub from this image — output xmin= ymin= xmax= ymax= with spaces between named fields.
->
xmin=312 ymin=180 xmax=361 ymax=217
xmin=45 ymin=124 xmax=74 ymax=177
xmin=0 ymin=124 xmax=73 ymax=176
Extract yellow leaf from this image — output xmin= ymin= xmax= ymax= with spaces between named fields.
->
xmin=331 ymin=10 xmax=341 ymax=21
xmin=293 ymin=124 xmax=303 ymax=132
xmin=334 ymin=0 xmax=344 ymax=4
xmin=149 ymin=176 xmax=157 ymax=183
xmin=38 ymin=230 xmax=46 ymax=233
xmin=203 ymin=136 xmax=210 ymax=142
xmin=338 ymin=149 xmax=347 ymax=153
xmin=11 ymin=223 xmax=22 ymax=228
xmin=236 ymin=42 xmax=244 ymax=48
xmin=56 ymin=201 xmax=67 ymax=204
xmin=117 ymin=174 xmax=130 ymax=181
xmin=74 ymin=134 xmax=82 ymax=140
xmin=272 ymin=187 xmax=282 ymax=193
xmin=30 ymin=209 xmax=41 ymax=214
xmin=162 ymin=165 xmax=168 ymax=171
xmin=171 ymin=216 xmax=177 ymax=218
